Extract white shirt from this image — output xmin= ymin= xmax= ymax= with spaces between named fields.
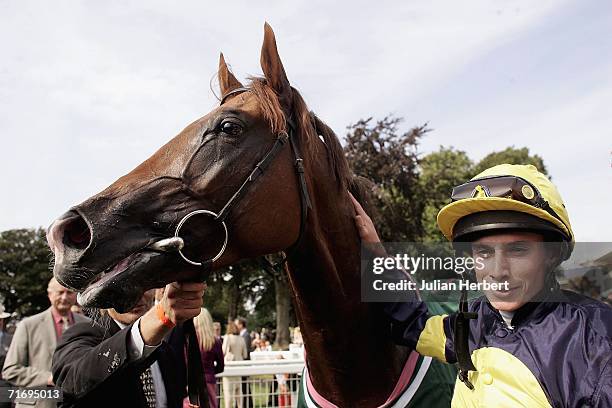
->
xmin=114 ymin=318 xmax=167 ymax=408
xmin=499 ymin=310 xmax=515 ymax=329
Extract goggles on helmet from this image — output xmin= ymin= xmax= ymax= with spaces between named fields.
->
xmin=450 ymin=175 xmax=568 ymax=236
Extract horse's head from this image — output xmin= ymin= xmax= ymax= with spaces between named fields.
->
xmin=48 ymin=24 xmax=344 ymax=312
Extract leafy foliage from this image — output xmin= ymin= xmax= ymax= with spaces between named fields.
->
xmin=344 ymin=118 xmax=549 ymax=243
xmin=473 ymin=147 xmax=547 ymax=176
xmin=419 ymin=147 xmax=473 ymax=242
xmin=344 ymin=116 xmax=427 ymax=241
xmin=0 ymin=228 xmax=53 ymax=318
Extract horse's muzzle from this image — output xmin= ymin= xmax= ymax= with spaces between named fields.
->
xmin=47 ymin=210 xmax=94 ymax=290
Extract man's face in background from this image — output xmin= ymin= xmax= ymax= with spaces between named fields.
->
xmin=47 ymin=278 xmax=77 ymax=315
xmin=235 ymin=319 xmax=243 ymax=331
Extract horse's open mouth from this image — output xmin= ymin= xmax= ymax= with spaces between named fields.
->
xmin=77 ymin=250 xmax=162 ymax=311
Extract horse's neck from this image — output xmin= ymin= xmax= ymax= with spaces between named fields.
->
xmin=286 ymin=195 xmax=409 ymax=407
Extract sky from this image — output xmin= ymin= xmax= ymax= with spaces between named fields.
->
xmin=0 ymin=0 xmax=611 ymax=243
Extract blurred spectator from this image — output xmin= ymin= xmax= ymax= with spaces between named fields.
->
xmin=251 ymin=332 xmax=260 ymax=345
xmin=2 ymin=278 xmax=88 ymax=408
xmin=260 ymin=328 xmax=269 ymax=342
xmin=291 ymin=327 xmax=303 ymax=346
xmin=234 ymin=318 xmax=251 ymax=357
xmin=275 ymin=356 xmax=291 ymax=408
xmin=190 ymin=308 xmax=224 ymax=408
xmin=222 ymin=321 xmax=246 ymax=408
xmin=213 ymin=322 xmax=222 ymax=340
xmin=234 ymin=317 xmax=251 ymax=407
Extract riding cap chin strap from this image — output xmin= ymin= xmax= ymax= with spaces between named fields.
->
xmin=177 ymin=86 xmax=312 ymax=408
xmin=454 ymin=285 xmax=477 ymax=390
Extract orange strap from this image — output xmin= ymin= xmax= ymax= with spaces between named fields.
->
xmin=155 ymin=303 xmax=176 ymax=328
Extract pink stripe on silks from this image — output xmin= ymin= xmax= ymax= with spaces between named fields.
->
xmin=305 ymin=366 xmax=340 ymax=408
xmin=378 ymin=350 xmax=420 ymax=408
xmin=305 ymin=350 xmax=420 ymax=408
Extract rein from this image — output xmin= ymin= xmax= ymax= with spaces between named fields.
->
xmin=154 ymin=87 xmax=312 ymax=408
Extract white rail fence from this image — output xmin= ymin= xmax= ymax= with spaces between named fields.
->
xmin=214 ymin=351 xmax=305 ymax=408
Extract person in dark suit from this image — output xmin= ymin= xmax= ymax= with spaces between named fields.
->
xmin=52 ymin=281 xmax=205 ymax=408
xmin=234 ymin=318 xmax=251 ymax=360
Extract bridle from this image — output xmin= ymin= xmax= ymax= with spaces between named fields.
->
xmin=151 ymin=86 xmax=312 ymax=269
xmin=150 ymin=86 xmax=312 ymax=408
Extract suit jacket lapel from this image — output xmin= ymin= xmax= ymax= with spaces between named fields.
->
xmin=42 ymin=308 xmax=57 ymax=355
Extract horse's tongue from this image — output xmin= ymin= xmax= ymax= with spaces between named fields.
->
xmin=114 ymin=257 xmax=131 ymax=272
xmin=77 ymin=254 xmax=136 ymax=306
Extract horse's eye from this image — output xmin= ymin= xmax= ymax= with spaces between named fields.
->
xmin=220 ymin=121 xmax=243 ymax=136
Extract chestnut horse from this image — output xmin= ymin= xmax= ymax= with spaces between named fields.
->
xmin=48 ymin=24 xmax=454 ymax=407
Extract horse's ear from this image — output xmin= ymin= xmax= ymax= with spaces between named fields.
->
xmin=218 ymin=53 xmax=243 ymax=97
xmin=260 ymin=22 xmax=292 ymax=110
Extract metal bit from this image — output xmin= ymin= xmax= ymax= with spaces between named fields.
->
xmin=148 ymin=237 xmax=184 ymax=252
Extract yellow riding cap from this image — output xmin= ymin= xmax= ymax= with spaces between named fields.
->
xmin=437 ymin=164 xmax=573 ymax=245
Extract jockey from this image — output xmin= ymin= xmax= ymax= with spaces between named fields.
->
xmin=352 ymin=164 xmax=612 ymax=407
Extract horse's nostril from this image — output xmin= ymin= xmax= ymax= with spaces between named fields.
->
xmin=62 ymin=214 xmax=91 ymax=250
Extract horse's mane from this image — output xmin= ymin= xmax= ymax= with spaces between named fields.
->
xmin=247 ymin=77 xmax=375 ymax=214
xmin=248 ymin=78 xmax=349 ymax=188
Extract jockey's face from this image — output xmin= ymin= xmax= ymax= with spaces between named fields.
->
xmin=107 ymin=289 xmax=155 ymax=325
xmin=471 ymin=231 xmax=551 ymax=312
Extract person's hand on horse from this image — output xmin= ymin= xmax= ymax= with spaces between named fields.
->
xmin=349 ymin=192 xmax=381 ymax=243
xmin=140 ymin=281 xmax=206 ymax=346
xmin=160 ymin=281 xmax=206 ymax=324
xmin=349 ymin=192 xmax=390 ymax=258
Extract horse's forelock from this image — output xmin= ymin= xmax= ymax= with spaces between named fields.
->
xmin=247 ymin=77 xmax=287 ymax=135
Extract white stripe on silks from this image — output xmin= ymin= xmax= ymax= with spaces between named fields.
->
xmin=388 ymin=356 xmax=432 ymax=408
xmin=301 ymin=356 xmax=433 ymax=408
xmin=302 ymin=365 xmax=319 ymax=408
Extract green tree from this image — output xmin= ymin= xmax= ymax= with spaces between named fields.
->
xmin=0 ymin=228 xmax=53 ymax=318
xmin=419 ymin=147 xmax=474 ymax=242
xmin=472 ymin=147 xmax=548 ymax=177
xmin=258 ymin=259 xmax=295 ymax=349
xmin=204 ymin=262 xmax=256 ymax=324
xmin=204 ymin=258 xmax=295 ymax=348
xmin=344 ymin=116 xmax=551 ymax=243
xmin=344 ymin=116 xmax=427 ymax=241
